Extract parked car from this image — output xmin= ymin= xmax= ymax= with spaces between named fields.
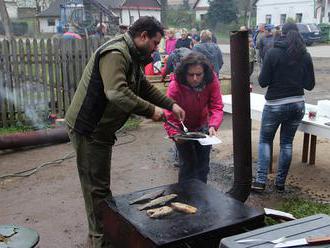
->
xmin=296 ymin=23 xmax=322 ymax=46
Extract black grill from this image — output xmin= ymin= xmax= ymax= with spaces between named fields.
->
xmin=101 ymin=179 xmax=264 ymax=248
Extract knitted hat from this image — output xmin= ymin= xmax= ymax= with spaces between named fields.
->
xmin=282 ymin=23 xmax=299 ymax=35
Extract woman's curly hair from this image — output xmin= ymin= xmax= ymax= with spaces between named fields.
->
xmin=175 ymin=52 xmax=214 ymax=85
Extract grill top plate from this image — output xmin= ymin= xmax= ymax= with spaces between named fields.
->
xmin=104 ymin=180 xmax=264 ymax=246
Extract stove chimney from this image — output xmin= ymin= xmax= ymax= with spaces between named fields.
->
xmin=227 ymin=30 xmax=252 ymax=202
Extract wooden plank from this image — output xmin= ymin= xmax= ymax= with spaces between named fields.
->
xmin=302 ymin=133 xmax=310 ymax=163
xmin=53 ymin=38 xmax=64 ymax=117
xmin=40 ymin=39 xmax=48 ymax=113
xmin=19 ymin=39 xmax=28 ymax=119
xmin=91 ymin=37 xmax=98 ymax=53
xmin=3 ymin=39 xmax=15 ymax=126
xmin=78 ymin=40 xmax=86 ymax=81
xmin=61 ymin=40 xmax=70 ymax=112
xmin=10 ymin=39 xmax=19 ymax=123
xmin=47 ymin=39 xmax=56 ymax=114
xmin=33 ymin=38 xmax=41 ymax=114
xmin=0 ymin=41 xmax=8 ymax=127
xmin=85 ymin=38 xmax=92 ymax=61
xmin=309 ymin=135 xmax=317 ymax=165
xmin=81 ymin=38 xmax=87 ymax=68
xmin=68 ymin=39 xmax=75 ymax=101
xmin=74 ymin=39 xmax=81 ymax=87
xmin=17 ymin=39 xmax=26 ymax=122
xmin=26 ymin=39 xmax=34 ymax=112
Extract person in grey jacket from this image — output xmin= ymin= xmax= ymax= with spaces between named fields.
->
xmin=192 ymin=30 xmax=223 ymax=76
xmin=257 ymin=26 xmax=274 ymax=64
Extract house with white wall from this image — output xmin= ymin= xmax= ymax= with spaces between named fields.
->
xmin=193 ymin=0 xmax=208 ymax=22
xmin=256 ymin=0 xmax=330 ymax=26
xmin=37 ymin=0 xmax=162 ymax=33
xmin=120 ymin=0 xmax=161 ymax=26
xmin=3 ymin=0 xmax=18 ymax=19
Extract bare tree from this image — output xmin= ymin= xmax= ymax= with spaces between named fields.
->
xmin=161 ymin=0 xmax=168 ymax=28
xmin=315 ymin=0 xmax=327 ymax=23
xmin=0 ymin=0 xmax=12 ymax=38
xmin=235 ymin=0 xmax=253 ymax=27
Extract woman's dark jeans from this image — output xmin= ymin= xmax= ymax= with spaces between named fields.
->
xmin=176 ymin=140 xmax=211 ymax=183
xmin=255 ymin=102 xmax=305 ymax=187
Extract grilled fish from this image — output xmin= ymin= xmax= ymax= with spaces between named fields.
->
xmin=129 ymin=189 xmax=165 ymax=205
xmin=171 ymin=202 xmax=198 ymax=214
xmin=138 ymin=194 xmax=178 ymax=210
xmin=146 ymin=206 xmax=173 ymax=218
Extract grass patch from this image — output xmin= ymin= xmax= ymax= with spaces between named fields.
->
xmin=279 ymin=198 xmax=330 ymax=218
xmin=0 ymin=125 xmax=34 ymax=136
xmin=265 ymin=197 xmax=330 ymax=225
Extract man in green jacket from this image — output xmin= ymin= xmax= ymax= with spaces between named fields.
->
xmin=65 ymin=16 xmax=185 ymax=248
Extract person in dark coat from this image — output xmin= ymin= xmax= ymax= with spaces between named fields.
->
xmin=252 ymin=23 xmax=315 ymax=193
xmin=176 ymin=28 xmax=193 ymax=49
xmin=257 ymin=26 xmax=274 ymax=65
xmin=192 ymin=30 xmax=223 ymax=76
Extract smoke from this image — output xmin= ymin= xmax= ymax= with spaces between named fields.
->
xmin=0 ymin=73 xmax=49 ymax=129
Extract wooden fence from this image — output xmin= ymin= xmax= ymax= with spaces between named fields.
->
xmin=0 ymin=37 xmax=231 ymax=128
xmin=0 ymin=37 xmax=106 ymax=127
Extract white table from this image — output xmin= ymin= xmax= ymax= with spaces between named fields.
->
xmin=222 ymin=93 xmax=330 ymax=165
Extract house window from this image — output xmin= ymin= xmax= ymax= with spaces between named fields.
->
xmin=296 ymin=13 xmax=302 ymax=23
xmin=265 ymin=14 xmax=272 ymax=24
xmin=280 ymin=14 xmax=286 ymax=24
xmin=200 ymin=14 xmax=206 ymax=21
xmin=129 ymin=16 xmax=134 ymax=24
xmin=48 ymin=18 xmax=56 ymax=26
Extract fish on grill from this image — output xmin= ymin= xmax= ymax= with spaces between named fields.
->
xmin=171 ymin=202 xmax=198 ymax=214
xmin=138 ymin=194 xmax=178 ymax=210
xmin=146 ymin=206 xmax=174 ymax=218
xmin=129 ymin=189 xmax=165 ymax=205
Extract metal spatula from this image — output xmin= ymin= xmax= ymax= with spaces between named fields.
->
xmin=180 ymin=120 xmax=188 ymax=133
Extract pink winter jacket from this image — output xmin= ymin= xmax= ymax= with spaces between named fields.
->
xmin=165 ymin=38 xmax=177 ymax=55
xmin=164 ymin=74 xmax=224 ymax=137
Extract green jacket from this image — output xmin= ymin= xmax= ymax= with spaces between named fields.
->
xmin=65 ymin=33 xmax=174 ymax=143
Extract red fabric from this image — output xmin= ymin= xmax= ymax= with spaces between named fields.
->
xmin=144 ymin=63 xmax=155 ymax=75
xmin=144 ymin=63 xmax=161 ymax=76
xmin=163 ymin=74 xmax=224 ymax=137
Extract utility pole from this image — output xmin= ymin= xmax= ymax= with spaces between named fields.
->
xmin=0 ymin=0 xmax=12 ymax=38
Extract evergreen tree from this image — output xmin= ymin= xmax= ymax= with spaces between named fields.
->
xmin=207 ymin=0 xmax=238 ymax=29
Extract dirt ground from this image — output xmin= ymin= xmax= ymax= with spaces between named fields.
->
xmin=1 ymin=116 xmax=330 ymax=248
xmin=1 ymin=55 xmax=330 ymax=248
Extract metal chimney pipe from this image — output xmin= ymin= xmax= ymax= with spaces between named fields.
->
xmin=0 ymin=127 xmax=69 ymax=150
xmin=227 ymin=30 xmax=252 ymax=202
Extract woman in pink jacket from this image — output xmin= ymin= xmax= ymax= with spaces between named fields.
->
xmin=165 ymin=28 xmax=177 ymax=55
xmin=163 ymin=52 xmax=224 ymax=183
